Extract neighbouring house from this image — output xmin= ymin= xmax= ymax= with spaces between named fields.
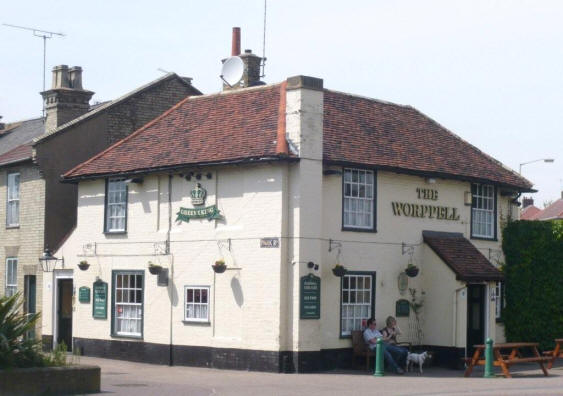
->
xmin=0 ymin=66 xmax=200 ymax=347
xmin=520 ymin=194 xmax=563 ymax=221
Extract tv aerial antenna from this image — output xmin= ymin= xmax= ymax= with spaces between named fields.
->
xmin=3 ymin=23 xmax=65 ymax=117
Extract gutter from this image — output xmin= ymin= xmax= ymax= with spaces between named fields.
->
xmin=60 ymin=155 xmax=299 ymax=183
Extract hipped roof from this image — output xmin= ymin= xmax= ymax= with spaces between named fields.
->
xmin=62 ymin=81 xmax=533 ymax=191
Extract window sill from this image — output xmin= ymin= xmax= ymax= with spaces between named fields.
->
xmin=342 ymin=227 xmax=377 ymax=233
xmin=470 ymin=236 xmax=498 ymax=242
xmin=339 ymin=334 xmax=352 ymax=339
xmin=110 ymin=334 xmax=143 ymax=340
xmin=5 ymin=225 xmax=20 ymax=229
xmin=104 ymin=231 xmax=127 ymax=236
xmin=182 ymin=320 xmax=211 ymax=326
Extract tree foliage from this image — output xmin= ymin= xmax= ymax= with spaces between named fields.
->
xmin=502 ymin=220 xmax=563 ymax=350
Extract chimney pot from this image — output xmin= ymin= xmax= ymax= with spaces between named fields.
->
xmin=69 ymin=66 xmax=83 ymax=90
xmin=51 ymin=65 xmax=70 ymax=89
xmin=522 ymin=197 xmax=534 ymax=208
xmin=231 ymin=27 xmax=241 ymax=56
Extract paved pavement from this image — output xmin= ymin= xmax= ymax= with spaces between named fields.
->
xmin=77 ymin=356 xmax=563 ymax=396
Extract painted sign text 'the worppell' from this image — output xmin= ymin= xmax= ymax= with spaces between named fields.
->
xmin=391 ymin=188 xmax=460 ymax=221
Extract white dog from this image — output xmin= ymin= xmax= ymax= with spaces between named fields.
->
xmin=406 ymin=351 xmax=429 ymax=374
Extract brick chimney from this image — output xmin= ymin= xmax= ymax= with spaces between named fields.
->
xmin=41 ymin=65 xmax=94 ymax=132
xmin=222 ymin=28 xmax=264 ymax=91
xmin=522 ymin=197 xmax=534 ymax=208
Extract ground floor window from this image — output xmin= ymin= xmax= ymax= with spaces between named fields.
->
xmin=495 ymin=281 xmax=504 ymax=321
xmin=340 ymin=272 xmax=375 ymax=337
xmin=5 ymin=258 xmax=17 ymax=297
xmin=184 ymin=286 xmax=210 ymax=322
xmin=112 ymin=271 xmax=143 ymax=337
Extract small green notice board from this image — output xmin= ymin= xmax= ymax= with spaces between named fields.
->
xmin=396 ymin=299 xmax=410 ymax=317
xmin=78 ymin=286 xmax=90 ymax=303
xmin=92 ymin=280 xmax=108 ymax=319
xmin=300 ymin=274 xmax=320 ymax=319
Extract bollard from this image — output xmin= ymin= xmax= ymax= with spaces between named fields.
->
xmin=484 ymin=338 xmax=494 ymax=378
xmin=374 ymin=337 xmax=384 ymax=377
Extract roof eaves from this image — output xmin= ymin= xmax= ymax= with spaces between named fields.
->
xmin=0 ymin=156 xmax=33 ymax=168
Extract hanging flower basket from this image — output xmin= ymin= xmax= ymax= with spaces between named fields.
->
xmin=405 ymin=265 xmax=419 ymax=278
xmin=148 ymin=262 xmax=163 ymax=275
xmin=78 ymin=260 xmax=90 ymax=271
xmin=212 ymin=259 xmax=227 ymax=274
xmin=332 ymin=264 xmax=347 ymax=277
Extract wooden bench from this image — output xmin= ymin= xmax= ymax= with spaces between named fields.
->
xmin=352 ymin=330 xmax=373 ymax=371
xmin=543 ymin=338 xmax=563 ymax=369
xmin=464 ymin=342 xmax=550 ymax=378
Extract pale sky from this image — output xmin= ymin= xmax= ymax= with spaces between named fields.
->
xmin=1 ymin=0 xmax=561 ymax=206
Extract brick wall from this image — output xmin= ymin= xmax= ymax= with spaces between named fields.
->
xmin=0 ymin=162 xmax=45 ymax=336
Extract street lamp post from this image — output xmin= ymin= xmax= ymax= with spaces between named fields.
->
xmin=519 ymin=158 xmax=554 ymax=174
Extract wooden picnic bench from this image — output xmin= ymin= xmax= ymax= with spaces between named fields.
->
xmin=543 ymin=338 xmax=563 ymax=369
xmin=464 ymin=342 xmax=551 ymax=378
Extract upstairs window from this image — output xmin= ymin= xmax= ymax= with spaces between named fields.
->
xmin=105 ymin=178 xmax=127 ymax=233
xmin=343 ymin=168 xmax=375 ymax=231
xmin=5 ymin=258 xmax=17 ymax=297
xmin=471 ymin=183 xmax=496 ymax=239
xmin=6 ymin=172 xmax=20 ymax=227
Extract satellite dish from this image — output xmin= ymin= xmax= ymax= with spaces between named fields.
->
xmin=221 ymin=56 xmax=244 ymax=86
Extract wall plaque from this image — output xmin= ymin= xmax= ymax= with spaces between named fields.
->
xmin=92 ymin=280 xmax=108 ymax=319
xmin=396 ymin=299 xmax=410 ymax=317
xmin=300 ymin=274 xmax=320 ymax=319
xmin=78 ymin=286 xmax=90 ymax=303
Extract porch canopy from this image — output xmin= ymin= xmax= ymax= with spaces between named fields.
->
xmin=423 ymin=231 xmax=503 ymax=282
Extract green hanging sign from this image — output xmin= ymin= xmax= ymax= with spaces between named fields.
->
xmin=92 ymin=280 xmax=108 ymax=319
xmin=176 ymin=205 xmax=223 ymax=223
xmin=300 ymin=274 xmax=321 ymax=319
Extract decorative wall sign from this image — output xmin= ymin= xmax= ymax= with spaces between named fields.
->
xmin=190 ymin=183 xmax=207 ymax=206
xmin=391 ymin=187 xmax=460 ymax=221
xmin=176 ymin=206 xmax=223 ymax=222
xmin=397 ymin=272 xmax=408 ymax=295
xmin=396 ymin=299 xmax=410 ymax=317
xmin=92 ymin=280 xmax=108 ymax=319
xmin=78 ymin=286 xmax=90 ymax=303
xmin=260 ymin=238 xmax=280 ymax=248
xmin=300 ymin=274 xmax=320 ymax=319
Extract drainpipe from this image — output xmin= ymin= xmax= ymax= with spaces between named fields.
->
xmin=168 ymin=174 xmax=173 ymax=366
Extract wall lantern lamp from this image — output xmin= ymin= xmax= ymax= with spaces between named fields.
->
xmin=38 ymin=249 xmax=64 ymax=272
xmin=464 ymin=191 xmax=473 ymax=206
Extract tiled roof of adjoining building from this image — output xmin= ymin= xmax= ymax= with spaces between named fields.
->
xmin=0 ymin=117 xmax=44 ymax=157
xmin=62 ymin=81 xmax=533 ymax=191
xmin=423 ymin=231 xmax=504 ymax=282
xmin=0 ymin=142 xmax=34 ymax=167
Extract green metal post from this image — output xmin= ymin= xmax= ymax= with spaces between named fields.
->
xmin=374 ymin=337 xmax=384 ymax=377
xmin=484 ymin=337 xmax=494 ymax=378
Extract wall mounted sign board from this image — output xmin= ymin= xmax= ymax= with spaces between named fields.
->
xmin=92 ymin=280 xmax=108 ymax=319
xmin=300 ymin=274 xmax=320 ymax=319
xmin=260 ymin=238 xmax=280 ymax=248
xmin=78 ymin=286 xmax=90 ymax=303
xmin=396 ymin=299 xmax=410 ymax=317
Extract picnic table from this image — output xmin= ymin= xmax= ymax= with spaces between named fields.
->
xmin=464 ymin=342 xmax=551 ymax=378
xmin=546 ymin=338 xmax=563 ymax=369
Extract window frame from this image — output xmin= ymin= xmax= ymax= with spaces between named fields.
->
xmin=341 ymin=168 xmax=377 ymax=232
xmin=6 ymin=172 xmax=20 ymax=228
xmin=5 ymin=257 xmax=17 ymax=297
xmin=339 ymin=271 xmax=376 ymax=338
xmin=183 ymin=286 xmax=211 ymax=323
xmin=104 ymin=178 xmax=128 ymax=234
xmin=111 ymin=270 xmax=144 ymax=339
xmin=470 ymin=183 xmax=497 ymax=240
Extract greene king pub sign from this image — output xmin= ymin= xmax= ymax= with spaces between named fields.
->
xmin=176 ymin=183 xmax=223 ymax=223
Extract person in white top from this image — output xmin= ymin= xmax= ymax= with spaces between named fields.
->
xmin=363 ymin=318 xmax=405 ymax=374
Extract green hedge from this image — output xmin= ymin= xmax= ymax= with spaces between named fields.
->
xmin=502 ymin=220 xmax=563 ymax=351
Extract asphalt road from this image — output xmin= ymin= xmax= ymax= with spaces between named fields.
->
xmin=77 ymin=356 xmax=563 ymax=396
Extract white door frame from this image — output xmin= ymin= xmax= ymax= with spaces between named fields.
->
xmin=52 ymin=270 xmax=73 ymax=350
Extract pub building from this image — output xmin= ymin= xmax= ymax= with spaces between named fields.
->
xmin=40 ymin=35 xmax=532 ymax=373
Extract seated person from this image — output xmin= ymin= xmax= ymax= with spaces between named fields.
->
xmin=381 ymin=316 xmax=408 ymax=367
xmin=363 ymin=318 xmax=405 ymax=374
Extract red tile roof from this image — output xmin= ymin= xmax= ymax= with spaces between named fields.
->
xmin=0 ymin=142 xmax=33 ymax=167
xmin=536 ymin=199 xmax=563 ymax=220
xmin=520 ymin=205 xmax=542 ymax=220
xmin=323 ymin=90 xmax=531 ymax=190
xmin=63 ymin=82 xmax=532 ymax=191
xmin=423 ymin=231 xmax=503 ymax=282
